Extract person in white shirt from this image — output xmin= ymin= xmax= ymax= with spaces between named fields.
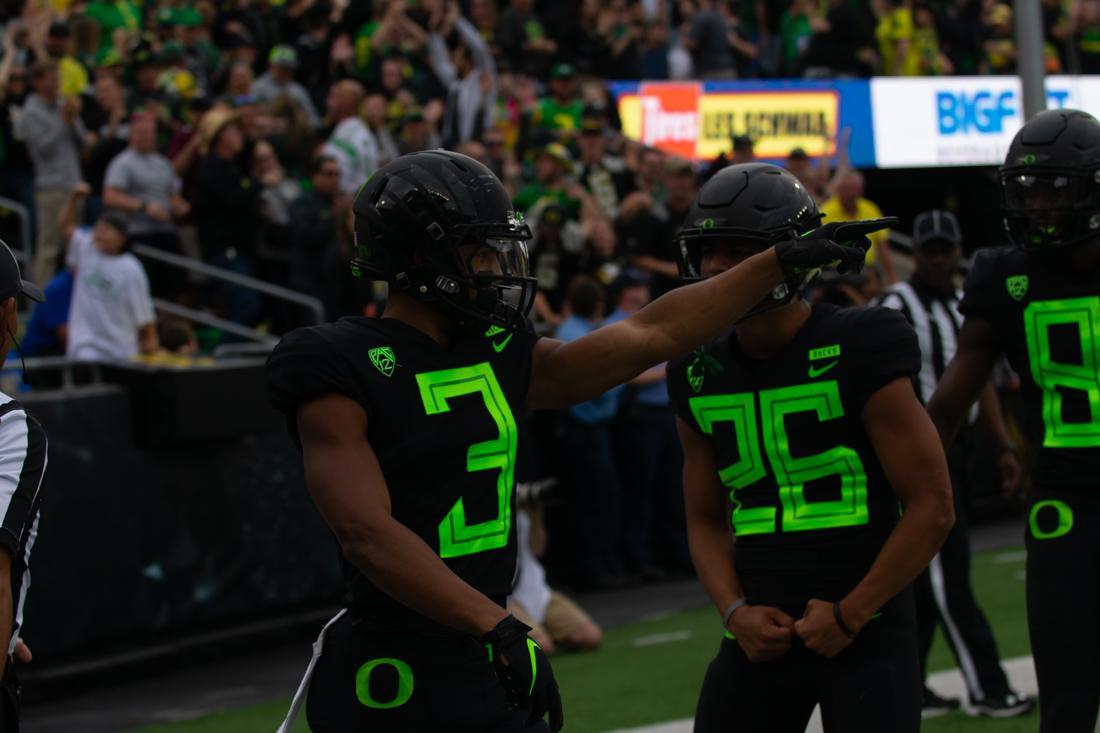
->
xmin=322 ymin=79 xmax=379 ymax=196
xmin=64 ymin=211 xmax=159 ymax=362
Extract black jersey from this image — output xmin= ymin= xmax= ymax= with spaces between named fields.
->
xmin=959 ymin=246 xmax=1100 ymax=494
xmin=267 ymin=316 xmax=539 ymax=634
xmin=668 ymin=303 xmax=920 ymax=614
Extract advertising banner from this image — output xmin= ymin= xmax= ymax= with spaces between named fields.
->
xmin=870 ymin=75 xmax=1099 ymax=168
xmin=611 ymin=76 xmax=1100 ymax=170
xmin=612 ymin=80 xmax=875 ymax=167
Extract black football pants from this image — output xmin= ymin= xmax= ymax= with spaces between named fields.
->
xmin=1027 ymin=493 xmax=1100 ymax=733
xmin=694 ymin=593 xmax=921 ymax=733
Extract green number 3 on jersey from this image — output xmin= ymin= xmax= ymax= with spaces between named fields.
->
xmin=417 ymin=364 xmax=517 ymax=559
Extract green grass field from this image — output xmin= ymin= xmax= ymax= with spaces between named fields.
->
xmin=129 ymin=547 xmax=1035 ymax=733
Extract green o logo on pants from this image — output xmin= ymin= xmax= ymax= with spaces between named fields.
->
xmin=355 ymin=658 xmax=414 ymax=709
xmin=1029 ymin=499 xmax=1074 ymax=540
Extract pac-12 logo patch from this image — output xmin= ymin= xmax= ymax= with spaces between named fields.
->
xmin=1006 ymin=275 xmax=1029 ymax=302
xmin=369 ymin=346 xmax=396 ymax=377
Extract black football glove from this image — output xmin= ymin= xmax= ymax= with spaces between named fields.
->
xmin=482 ymin=615 xmax=564 ymax=732
xmin=774 ymin=217 xmax=898 ymax=277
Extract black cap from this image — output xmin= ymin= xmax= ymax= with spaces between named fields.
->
xmin=131 ymin=43 xmax=158 ymax=67
xmin=48 ymin=21 xmax=71 ymax=38
xmin=0 ymin=240 xmax=44 ymax=303
xmin=732 ymin=134 xmax=754 ymax=150
xmin=539 ymin=204 xmax=567 ymax=226
xmin=224 ymin=32 xmax=255 ymax=50
xmin=550 ymin=63 xmax=576 ymax=80
xmin=100 ymin=210 xmax=130 ymax=236
xmin=787 ymin=147 xmax=809 ymax=160
xmin=913 ymin=210 xmax=962 ymax=249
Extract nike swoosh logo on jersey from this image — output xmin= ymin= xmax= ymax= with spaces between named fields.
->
xmin=492 ymin=334 xmax=513 ymax=352
xmin=808 ymin=360 xmax=838 ymax=378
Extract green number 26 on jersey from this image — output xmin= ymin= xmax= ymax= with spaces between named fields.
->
xmin=690 ymin=381 xmax=869 ymax=536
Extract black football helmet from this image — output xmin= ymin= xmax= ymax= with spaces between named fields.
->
xmin=352 ymin=150 xmax=536 ymax=332
xmin=676 ymin=162 xmax=823 ymax=318
xmin=1000 ymin=109 xmax=1100 ymax=252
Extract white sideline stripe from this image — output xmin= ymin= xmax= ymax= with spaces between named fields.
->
xmin=603 ymin=655 xmax=1040 ymax=733
xmin=631 ymin=631 xmax=693 ymax=647
xmin=993 ymin=550 xmax=1028 ymax=564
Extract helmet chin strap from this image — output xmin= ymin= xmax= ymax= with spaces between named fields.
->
xmin=6 ymin=328 xmax=27 ymax=386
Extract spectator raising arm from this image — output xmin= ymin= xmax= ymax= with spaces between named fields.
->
xmin=57 ymin=182 xmax=90 ymax=244
xmin=0 ymin=26 xmax=17 ymax=102
xmin=427 ymin=13 xmax=497 ymax=144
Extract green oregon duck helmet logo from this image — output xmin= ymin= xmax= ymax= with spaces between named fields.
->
xmin=687 ymin=362 xmax=705 ymax=393
xmin=369 ymin=346 xmax=396 ymax=377
xmin=686 ymin=349 xmax=725 ymax=393
xmin=1006 ymin=275 xmax=1029 ymax=302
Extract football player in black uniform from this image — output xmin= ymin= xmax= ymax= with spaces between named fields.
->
xmin=667 ymin=163 xmax=955 ymax=733
xmin=265 ymin=150 xmax=877 ymax=733
xmin=927 ymin=109 xmax=1100 ymax=732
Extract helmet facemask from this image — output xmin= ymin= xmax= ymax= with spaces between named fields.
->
xmin=1000 ymin=165 xmax=1100 ymax=252
xmin=406 ymin=217 xmax=538 ymax=334
xmin=676 ymin=218 xmax=822 ymax=322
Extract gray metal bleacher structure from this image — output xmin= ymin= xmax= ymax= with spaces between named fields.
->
xmin=0 ymin=202 xmax=342 ymax=685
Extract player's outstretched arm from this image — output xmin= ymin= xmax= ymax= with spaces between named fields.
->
xmin=297 ymin=394 xmax=509 ymax=637
xmin=527 ymin=249 xmax=784 ymax=409
xmin=796 ymin=377 xmax=955 ymax=658
xmin=926 ymin=316 xmax=1000 ymax=450
xmin=678 ymin=418 xmax=794 ymax=662
xmin=527 ymin=223 xmax=884 ymax=409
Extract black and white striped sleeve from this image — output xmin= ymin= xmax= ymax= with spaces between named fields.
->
xmin=0 ymin=398 xmax=47 ymax=559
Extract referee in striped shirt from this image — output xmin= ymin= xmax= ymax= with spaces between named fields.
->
xmin=0 ymin=241 xmax=47 ymax=732
xmin=878 ymin=211 xmax=1032 ymax=717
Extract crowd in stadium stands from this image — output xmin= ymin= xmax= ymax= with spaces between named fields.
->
xmin=0 ymin=0 xmax=1076 ymax=589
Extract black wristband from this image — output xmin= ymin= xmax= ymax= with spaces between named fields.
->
xmin=833 ymin=602 xmax=857 ymax=640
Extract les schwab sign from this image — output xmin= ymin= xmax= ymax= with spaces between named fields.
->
xmin=617 ymin=82 xmax=840 ymax=161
